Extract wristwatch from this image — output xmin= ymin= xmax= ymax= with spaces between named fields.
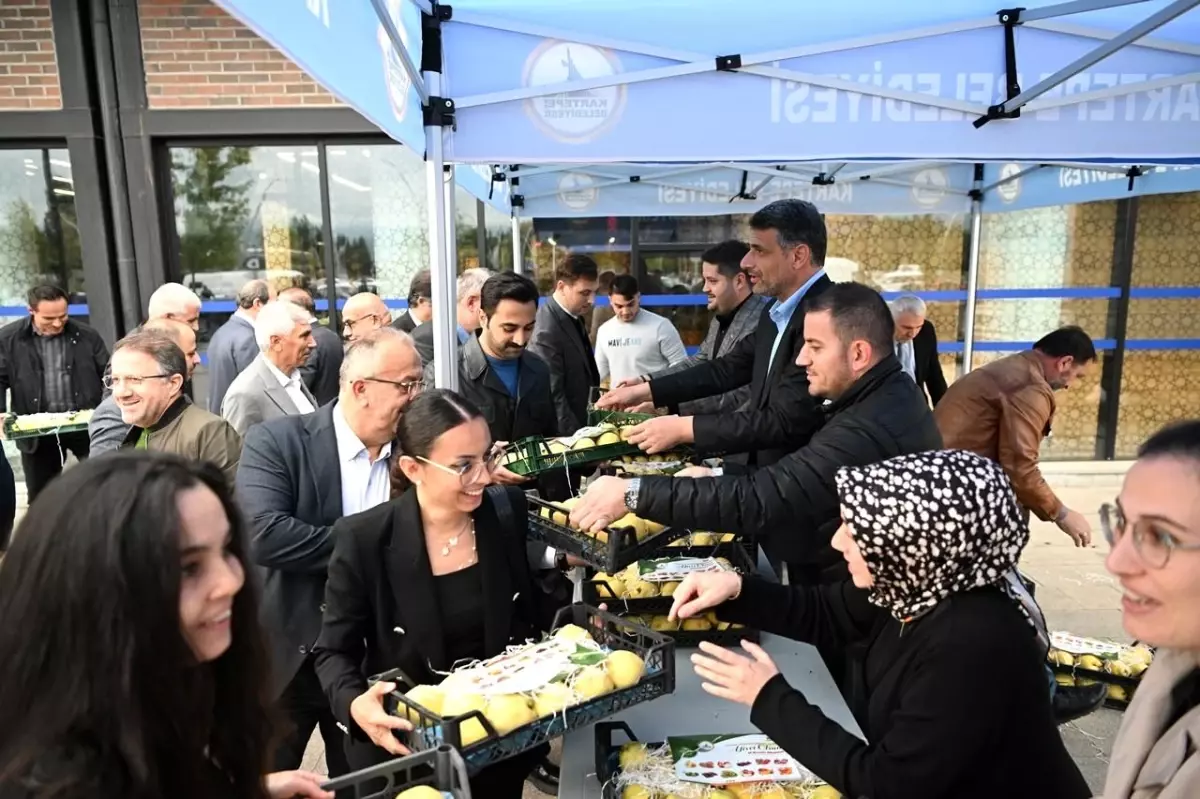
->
xmin=624 ymin=477 xmax=642 ymax=514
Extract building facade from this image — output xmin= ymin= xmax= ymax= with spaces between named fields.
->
xmin=1 ymin=0 xmax=1197 ymax=463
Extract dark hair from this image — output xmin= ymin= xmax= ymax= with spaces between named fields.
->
xmin=1033 ymin=326 xmax=1097 ymax=364
xmin=804 ymin=282 xmax=894 ymax=358
xmin=0 ymin=453 xmax=272 ymax=799
xmin=701 ymin=240 xmax=751 ymax=280
xmin=748 ymin=200 xmax=827 ymax=266
xmin=1138 ymin=419 xmax=1200 ymax=463
xmin=27 ymin=284 xmax=68 ymax=308
xmin=555 ymin=253 xmax=599 ymax=285
xmin=114 ymin=330 xmax=188 ymax=379
xmin=610 ymin=274 xmax=639 ymax=299
xmin=279 ymin=286 xmax=315 ymax=314
xmin=391 ymin=389 xmax=486 ymax=496
xmin=480 ymin=272 xmax=539 ymax=316
xmin=407 ymin=269 xmax=432 ymax=305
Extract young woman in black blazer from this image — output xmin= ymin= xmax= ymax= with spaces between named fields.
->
xmin=669 ymin=449 xmax=1090 ymax=799
xmin=313 ymin=389 xmax=555 ymax=798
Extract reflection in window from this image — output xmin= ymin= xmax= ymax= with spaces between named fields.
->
xmin=483 ymin=202 xmax=515 ymax=273
xmin=530 ymin=217 xmax=631 ymax=295
xmin=171 ymin=146 xmax=325 ymax=302
xmin=0 ymin=149 xmax=84 ymax=314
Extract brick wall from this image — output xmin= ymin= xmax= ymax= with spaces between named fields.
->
xmin=138 ymin=0 xmax=341 ymax=108
xmin=0 ymin=0 xmax=61 ymax=111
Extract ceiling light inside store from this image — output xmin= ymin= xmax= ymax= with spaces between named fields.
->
xmin=53 ymin=188 xmax=75 ymax=197
xmin=608 ymin=237 xmax=616 ymax=244
xmin=300 ymin=162 xmax=320 ymax=175
xmin=49 ymin=159 xmax=71 ymax=169
xmin=331 ymin=175 xmax=370 ymax=192
xmin=52 ymin=175 xmax=73 ymax=184
xmin=329 ymin=149 xmax=346 ymax=156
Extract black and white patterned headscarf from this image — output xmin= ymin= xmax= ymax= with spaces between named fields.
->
xmin=834 ymin=449 xmax=1034 ymax=626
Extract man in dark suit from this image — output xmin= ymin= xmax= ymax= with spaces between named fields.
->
xmin=890 ymin=294 xmax=948 ymax=407
xmin=280 ymin=286 xmax=343 ymax=406
xmin=528 ymin=254 xmax=600 ymax=435
xmin=205 ymin=278 xmax=273 ymax=412
xmin=596 ymin=200 xmax=830 ymax=470
xmin=391 ymin=269 xmax=432 ymax=334
xmin=236 ymin=327 xmax=424 ymax=778
xmin=410 ymin=267 xmax=491 ymax=370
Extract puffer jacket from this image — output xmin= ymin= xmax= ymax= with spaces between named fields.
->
xmin=635 ymin=356 xmax=943 ymax=571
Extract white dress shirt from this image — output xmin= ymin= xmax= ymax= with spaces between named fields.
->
xmin=332 ymin=401 xmax=393 ymax=516
xmin=895 ymin=339 xmax=917 ymax=381
xmin=263 ymin=356 xmax=316 ymax=414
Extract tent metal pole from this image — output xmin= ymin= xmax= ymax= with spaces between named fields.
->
xmin=996 ymin=0 xmax=1200 ymax=116
xmin=980 ymin=165 xmax=1046 ymax=194
xmin=367 ymin=0 xmax=429 ymax=105
xmin=961 ymin=192 xmax=984 ymax=374
xmin=1025 ymin=19 xmax=1200 ymax=56
xmin=425 ymin=70 xmax=458 ymax=392
xmin=443 ymin=165 xmax=458 ymax=276
xmin=1026 ymin=71 xmax=1200 ymax=112
xmin=1017 ymin=0 xmax=1155 ymax=24
xmin=511 ymin=215 xmax=523 ymax=274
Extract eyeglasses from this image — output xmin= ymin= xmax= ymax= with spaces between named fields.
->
xmin=418 ymin=445 xmax=507 ymax=486
xmin=1101 ymin=503 xmax=1200 ymax=569
xmin=103 ymin=373 xmax=173 ymax=390
xmin=362 ymin=376 xmax=425 ymax=395
xmin=342 ymin=313 xmax=384 ymax=333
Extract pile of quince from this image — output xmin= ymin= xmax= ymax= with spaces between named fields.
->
xmin=538 ymin=497 xmax=667 ymax=543
xmin=666 ymin=532 xmax=737 ymax=547
xmin=615 ymin=742 xmax=840 ymax=799
xmin=591 ymin=558 xmax=735 ymax=601
xmin=394 ymin=625 xmax=647 ymax=747
xmin=1047 ymin=645 xmax=1153 ymax=678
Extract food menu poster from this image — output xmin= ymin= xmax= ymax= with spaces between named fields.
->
xmin=667 ymin=734 xmax=815 ymax=785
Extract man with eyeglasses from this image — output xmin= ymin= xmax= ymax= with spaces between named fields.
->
xmin=111 ymin=323 xmax=241 ymax=485
xmin=236 ymin=327 xmax=423 ymax=782
xmin=341 ymin=292 xmax=392 ymax=343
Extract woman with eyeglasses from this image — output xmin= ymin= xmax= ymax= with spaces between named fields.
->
xmin=1098 ymin=419 xmax=1200 ymax=798
xmin=312 ymin=389 xmax=554 ymax=798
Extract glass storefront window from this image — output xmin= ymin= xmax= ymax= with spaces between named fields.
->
xmin=0 ymin=147 xmax=84 ymax=312
xmin=483 ymin=202 xmax=514 ymax=273
xmin=1116 ymin=191 xmax=1200 ymax=457
xmin=530 ymin=217 xmax=631 ymax=295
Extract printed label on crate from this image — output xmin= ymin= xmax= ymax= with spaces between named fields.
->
xmin=1051 ymin=632 xmax=1127 ymax=658
xmin=436 ymin=637 xmax=607 ymax=696
xmin=637 ymin=557 xmax=726 ymax=582
xmin=558 ymin=424 xmax=618 ymax=447
xmin=668 ymin=734 xmax=814 ymax=785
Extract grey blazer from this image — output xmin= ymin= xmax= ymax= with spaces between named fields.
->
xmin=652 ymin=295 xmax=770 ymax=416
xmin=221 ymin=355 xmax=318 ymax=437
xmin=205 ymin=314 xmax=259 ymax=412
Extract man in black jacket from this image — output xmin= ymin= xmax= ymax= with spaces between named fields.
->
xmin=572 ymin=282 xmax=943 ymax=586
xmin=595 ymin=200 xmax=830 ymax=469
xmin=391 ymin=269 xmax=432 ymax=334
xmin=0 ymin=284 xmax=108 ymax=500
xmin=279 ymin=286 xmax=343 ymax=406
xmin=528 ymin=254 xmax=600 ymax=435
xmin=891 ymin=294 xmax=947 ymax=407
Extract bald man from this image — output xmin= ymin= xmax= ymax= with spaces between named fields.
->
xmin=340 ymin=292 xmax=391 ymax=344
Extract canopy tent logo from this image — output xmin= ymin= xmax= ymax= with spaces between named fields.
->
xmin=377 ymin=0 xmax=412 ymax=124
xmin=997 ymin=163 xmax=1023 ymax=203
xmin=557 ymin=173 xmax=600 ymax=210
xmin=522 ymin=41 xmax=627 ymax=143
xmin=910 ymin=168 xmax=949 ymax=208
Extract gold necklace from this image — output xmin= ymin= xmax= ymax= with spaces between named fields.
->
xmin=440 ymin=518 xmax=476 ymax=558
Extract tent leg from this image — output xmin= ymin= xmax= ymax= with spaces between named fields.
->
xmin=425 ymin=71 xmax=459 ymax=392
xmin=511 ymin=215 xmax=523 ymax=274
xmin=961 ymin=195 xmax=983 ymax=375
xmin=443 ymin=166 xmax=458 ymax=274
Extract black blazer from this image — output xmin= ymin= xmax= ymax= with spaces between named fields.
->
xmin=911 ymin=319 xmax=948 ymax=407
xmin=720 ymin=580 xmax=1091 ymax=799
xmin=650 ymin=275 xmax=832 ymax=468
xmin=236 ymin=402 xmax=345 ymax=694
xmin=529 ymin=298 xmax=600 ymax=436
xmin=391 ymin=310 xmax=418 ymax=334
xmin=312 ymin=486 xmax=552 ymax=766
xmin=299 ymin=324 xmax=344 ymax=407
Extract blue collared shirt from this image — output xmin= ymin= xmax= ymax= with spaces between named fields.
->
xmin=457 ymin=325 xmax=470 ymax=345
xmin=767 ymin=269 xmax=826 ymax=368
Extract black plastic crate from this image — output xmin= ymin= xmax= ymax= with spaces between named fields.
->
xmin=319 ymin=745 xmax=471 ymax=799
xmin=376 ymin=605 xmax=676 ymax=774
xmin=526 ymin=494 xmax=690 ymax=573
xmin=595 ymin=721 xmax=642 ymax=799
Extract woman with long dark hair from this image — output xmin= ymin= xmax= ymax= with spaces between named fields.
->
xmin=1099 ymin=419 xmax=1200 ymax=797
xmin=313 ymin=389 xmax=555 ymax=798
xmin=669 ymin=449 xmax=1089 ymax=799
xmin=0 ymin=452 xmax=330 ymax=799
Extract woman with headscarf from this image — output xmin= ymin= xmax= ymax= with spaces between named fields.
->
xmin=1098 ymin=419 xmax=1200 ymax=798
xmin=669 ymin=448 xmax=1089 ymax=799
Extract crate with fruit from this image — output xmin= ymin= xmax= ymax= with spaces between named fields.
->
xmin=500 ymin=422 xmax=664 ymax=477
xmin=526 ymin=494 xmax=690 ymax=573
xmin=2 ymin=410 xmax=93 ymax=440
xmin=583 ymin=545 xmax=760 ymax=647
xmin=1046 ymin=632 xmax=1153 ymax=709
xmin=594 ymin=722 xmax=842 ymax=799
xmin=318 ymin=744 xmax=471 ymax=799
xmin=378 ymin=605 xmax=675 ymax=772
